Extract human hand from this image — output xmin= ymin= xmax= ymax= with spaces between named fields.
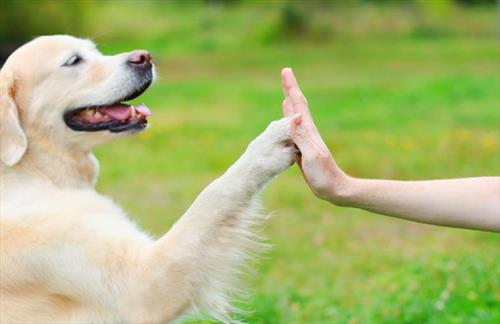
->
xmin=281 ymin=69 xmax=500 ymax=232
xmin=281 ymin=68 xmax=351 ymax=203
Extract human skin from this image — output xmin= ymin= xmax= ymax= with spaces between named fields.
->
xmin=281 ymin=67 xmax=500 ymax=232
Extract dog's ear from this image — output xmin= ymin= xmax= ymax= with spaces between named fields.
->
xmin=0 ymin=71 xmax=27 ymax=166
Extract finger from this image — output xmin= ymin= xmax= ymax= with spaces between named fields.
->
xmin=281 ymin=67 xmax=298 ymax=92
xmin=282 ymin=97 xmax=294 ymax=117
xmin=288 ymin=87 xmax=310 ymax=119
xmin=282 ymin=68 xmax=324 ymax=142
xmin=290 ymin=114 xmax=315 ymax=157
xmin=281 ymin=67 xmax=292 ymax=97
xmin=290 ymin=113 xmax=330 ymax=156
xmin=281 ymin=67 xmax=305 ymax=103
xmin=281 ymin=67 xmax=300 ymax=100
xmin=282 ymin=68 xmax=313 ymax=121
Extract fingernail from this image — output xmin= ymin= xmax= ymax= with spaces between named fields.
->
xmin=293 ymin=113 xmax=301 ymax=125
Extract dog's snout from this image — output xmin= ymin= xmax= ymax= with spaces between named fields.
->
xmin=127 ymin=50 xmax=152 ymax=69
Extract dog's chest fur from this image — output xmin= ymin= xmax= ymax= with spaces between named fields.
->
xmin=0 ymin=180 xmax=152 ymax=322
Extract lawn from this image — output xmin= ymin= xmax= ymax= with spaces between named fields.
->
xmin=78 ymin=2 xmax=500 ymax=323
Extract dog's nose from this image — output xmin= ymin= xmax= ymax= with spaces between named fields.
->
xmin=127 ymin=50 xmax=152 ymax=68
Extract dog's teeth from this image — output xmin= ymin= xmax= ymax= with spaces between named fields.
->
xmin=130 ymin=108 xmax=136 ymax=118
xmin=95 ymin=111 xmax=103 ymax=118
xmin=84 ymin=109 xmax=93 ymax=116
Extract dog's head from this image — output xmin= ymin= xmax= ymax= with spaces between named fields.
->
xmin=0 ymin=35 xmax=154 ymax=166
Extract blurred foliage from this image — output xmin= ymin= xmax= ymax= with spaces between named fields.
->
xmin=281 ymin=2 xmax=308 ymax=36
xmin=0 ymin=0 xmax=90 ymax=42
xmin=0 ymin=0 xmax=92 ymax=61
xmin=0 ymin=0 xmax=497 ymax=62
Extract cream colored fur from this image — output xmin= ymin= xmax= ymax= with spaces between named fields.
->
xmin=0 ymin=35 xmax=296 ymax=322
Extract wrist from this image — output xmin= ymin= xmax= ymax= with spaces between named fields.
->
xmin=324 ymin=172 xmax=359 ymax=206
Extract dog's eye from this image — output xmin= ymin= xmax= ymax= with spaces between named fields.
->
xmin=63 ymin=55 xmax=83 ymax=67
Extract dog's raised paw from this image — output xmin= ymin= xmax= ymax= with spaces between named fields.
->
xmin=246 ymin=117 xmax=298 ymax=175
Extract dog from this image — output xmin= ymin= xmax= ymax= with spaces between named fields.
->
xmin=0 ymin=35 xmax=296 ymax=323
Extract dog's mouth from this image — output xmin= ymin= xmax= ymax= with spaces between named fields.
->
xmin=64 ymin=102 xmax=151 ymax=133
xmin=63 ymin=79 xmax=153 ymax=133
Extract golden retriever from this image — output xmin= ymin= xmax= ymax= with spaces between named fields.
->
xmin=0 ymin=35 xmax=296 ymax=323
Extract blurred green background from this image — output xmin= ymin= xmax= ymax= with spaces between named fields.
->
xmin=1 ymin=0 xmax=499 ymax=323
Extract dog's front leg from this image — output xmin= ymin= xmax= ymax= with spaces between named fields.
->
xmin=126 ymin=118 xmax=296 ymax=322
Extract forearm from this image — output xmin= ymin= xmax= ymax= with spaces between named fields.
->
xmin=333 ymin=176 xmax=500 ymax=232
xmin=157 ymin=118 xmax=295 ymax=264
xmin=134 ymin=158 xmax=272 ymax=321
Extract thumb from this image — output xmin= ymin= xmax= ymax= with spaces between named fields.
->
xmin=290 ymin=113 xmax=315 ymax=157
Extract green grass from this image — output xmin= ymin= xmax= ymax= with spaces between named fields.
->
xmin=86 ymin=3 xmax=500 ymax=323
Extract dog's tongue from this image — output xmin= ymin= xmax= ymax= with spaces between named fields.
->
xmin=98 ymin=104 xmax=131 ymax=120
xmin=98 ymin=103 xmax=151 ymax=121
